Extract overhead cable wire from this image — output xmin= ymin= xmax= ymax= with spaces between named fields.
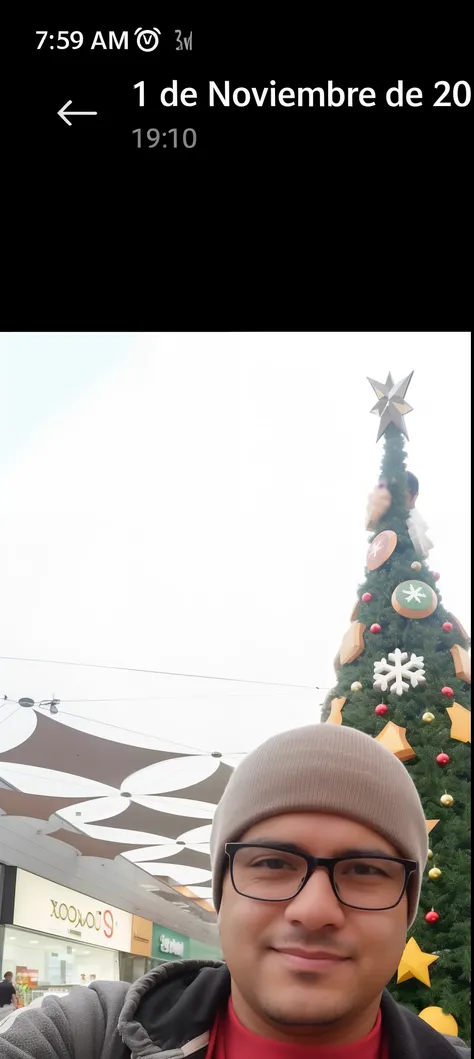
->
xmin=0 ymin=655 xmax=319 ymax=690
xmin=0 ymin=702 xmax=256 ymax=758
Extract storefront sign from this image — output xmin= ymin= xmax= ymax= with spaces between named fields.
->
xmin=13 ymin=869 xmax=132 ymax=952
xmin=187 ymin=938 xmax=223 ymax=961
xmin=130 ymin=916 xmax=153 ymax=958
xmin=159 ymin=934 xmax=184 ymax=957
xmin=152 ymin=923 xmax=189 ymax=961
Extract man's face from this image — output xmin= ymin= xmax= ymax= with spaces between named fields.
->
xmin=4 ymin=973 xmax=12 ymax=982
xmin=218 ymin=812 xmax=409 ymax=1040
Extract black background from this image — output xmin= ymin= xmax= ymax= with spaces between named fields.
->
xmin=8 ymin=13 xmax=471 ymax=321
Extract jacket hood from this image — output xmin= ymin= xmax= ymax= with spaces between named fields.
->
xmin=117 ymin=959 xmax=228 ymax=1057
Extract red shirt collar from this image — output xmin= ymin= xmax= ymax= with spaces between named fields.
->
xmin=207 ymin=997 xmax=387 ymax=1058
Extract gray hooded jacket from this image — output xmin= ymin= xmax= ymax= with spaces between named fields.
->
xmin=0 ymin=959 xmax=469 ymax=1058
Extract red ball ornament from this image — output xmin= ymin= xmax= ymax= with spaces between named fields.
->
xmin=441 ymin=686 xmax=454 ymax=697
xmin=425 ymin=910 xmax=440 ymax=924
xmin=362 ymin=592 xmax=372 ymax=603
xmin=370 ymin=623 xmax=382 ymax=634
xmin=433 ymin=572 xmax=440 ymax=581
xmin=442 ymin=621 xmax=453 ymax=632
xmin=375 ymin=704 xmax=388 ymax=716
xmin=436 ymin=752 xmax=450 ymax=767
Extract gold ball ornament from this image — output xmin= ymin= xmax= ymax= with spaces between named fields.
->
xmin=427 ymin=849 xmax=433 ymax=859
xmin=411 ymin=561 xmax=422 ymax=571
xmin=351 ymin=681 xmax=363 ymax=692
xmin=440 ymin=793 xmax=454 ymax=807
xmin=418 ymin=1008 xmax=458 ymax=1037
xmin=422 ymin=712 xmax=435 ymax=723
xmin=428 ymin=867 xmax=442 ymax=880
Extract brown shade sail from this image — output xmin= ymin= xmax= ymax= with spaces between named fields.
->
xmin=46 ymin=827 xmax=153 ymax=860
xmin=0 ymin=712 xmax=183 ymax=789
xmin=0 ymin=790 xmax=91 ymax=819
xmin=91 ymin=801 xmax=206 ymax=840
xmin=142 ymin=846 xmax=211 ymax=871
xmin=166 ymin=766 xmax=234 ymax=806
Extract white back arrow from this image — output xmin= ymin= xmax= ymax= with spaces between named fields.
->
xmin=58 ymin=100 xmax=98 ymax=126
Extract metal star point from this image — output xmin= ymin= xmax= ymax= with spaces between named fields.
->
xmin=367 ymin=370 xmax=414 ymax=441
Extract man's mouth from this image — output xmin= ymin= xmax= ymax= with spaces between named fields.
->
xmin=271 ymin=947 xmax=349 ymax=972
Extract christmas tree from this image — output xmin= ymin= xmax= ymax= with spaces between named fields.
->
xmin=321 ymin=372 xmax=471 ymax=1043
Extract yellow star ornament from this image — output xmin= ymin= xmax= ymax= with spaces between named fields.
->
xmin=446 ymin=702 xmax=471 ymax=743
xmin=374 ymin=721 xmax=416 ymax=762
xmin=397 ymin=937 xmax=439 ymax=987
xmin=326 ymin=697 xmax=346 ymax=725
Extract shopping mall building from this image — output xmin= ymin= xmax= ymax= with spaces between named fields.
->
xmin=0 ymin=865 xmax=222 ymax=1008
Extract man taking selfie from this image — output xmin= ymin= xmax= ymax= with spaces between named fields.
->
xmin=0 ymin=724 xmax=469 ymax=1057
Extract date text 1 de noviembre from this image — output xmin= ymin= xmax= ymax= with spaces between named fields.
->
xmin=136 ymin=80 xmax=452 ymax=108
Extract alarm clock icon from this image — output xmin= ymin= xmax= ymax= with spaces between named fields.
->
xmin=134 ymin=27 xmax=161 ymax=51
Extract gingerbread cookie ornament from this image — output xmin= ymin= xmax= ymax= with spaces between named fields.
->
xmin=392 ymin=580 xmax=438 ymax=620
xmin=366 ymin=530 xmax=397 ymax=571
xmin=365 ymin=484 xmax=392 ymax=530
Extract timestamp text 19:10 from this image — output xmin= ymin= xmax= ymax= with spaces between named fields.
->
xmin=133 ymin=128 xmax=197 ymax=147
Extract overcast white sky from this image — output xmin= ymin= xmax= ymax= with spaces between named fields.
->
xmin=0 ymin=332 xmax=470 ymax=761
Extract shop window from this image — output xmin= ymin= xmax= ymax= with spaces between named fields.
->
xmin=1 ymin=926 xmax=118 ymax=1006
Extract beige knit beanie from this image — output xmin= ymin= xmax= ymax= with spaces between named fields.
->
xmin=210 ymin=723 xmax=428 ymax=927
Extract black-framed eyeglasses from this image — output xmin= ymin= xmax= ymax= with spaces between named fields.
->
xmin=225 ymin=842 xmax=417 ymax=911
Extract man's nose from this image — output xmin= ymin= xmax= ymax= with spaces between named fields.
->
xmin=284 ymin=867 xmax=347 ymax=929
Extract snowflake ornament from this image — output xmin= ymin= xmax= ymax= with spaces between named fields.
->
xmin=373 ymin=648 xmax=426 ymax=696
xmin=402 ymin=583 xmax=426 ymax=604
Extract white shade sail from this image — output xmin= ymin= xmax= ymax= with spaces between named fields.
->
xmin=123 ymin=755 xmax=221 ymax=796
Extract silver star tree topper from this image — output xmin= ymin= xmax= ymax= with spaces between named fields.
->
xmin=367 ymin=370 xmax=414 ymax=441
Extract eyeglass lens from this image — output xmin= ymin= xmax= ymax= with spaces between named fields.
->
xmin=231 ymin=846 xmax=406 ymax=909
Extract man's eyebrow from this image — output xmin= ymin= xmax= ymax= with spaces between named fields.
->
xmin=243 ymin=840 xmax=398 ymax=858
xmin=335 ymin=847 xmax=400 ymax=859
